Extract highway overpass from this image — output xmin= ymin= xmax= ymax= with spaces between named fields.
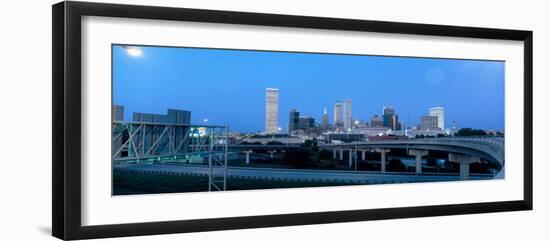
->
xmin=114 ymin=163 xmax=494 ymax=185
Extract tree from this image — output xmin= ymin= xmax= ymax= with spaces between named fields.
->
xmin=266 ymin=140 xmax=283 ymax=145
xmin=303 ymin=139 xmax=317 ymax=148
xmin=318 ymin=149 xmax=332 ymax=160
xmin=302 ymin=139 xmax=319 ymax=152
xmin=387 ymin=158 xmax=407 ymax=172
xmin=282 ymin=149 xmax=312 ymax=168
xmin=455 ymin=128 xmax=487 ymax=137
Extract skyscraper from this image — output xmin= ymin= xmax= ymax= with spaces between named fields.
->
xmin=132 ymin=108 xmax=190 ymax=124
xmin=333 ymin=101 xmax=343 ymax=127
xmin=370 ymin=115 xmax=384 ymax=127
xmin=382 ymin=106 xmax=399 ymax=130
xmin=112 ymin=105 xmax=125 ymax=159
xmin=167 ymin=109 xmax=192 ymax=124
xmin=321 ymin=107 xmax=329 ymax=129
xmin=298 ymin=116 xmax=315 ymax=130
xmin=265 ymin=88 xmax=279 ymax=134
xmin=343 ymin=99 xmax=352 ymax=131
xmin=288 ymin=109 xmax=300 ymax=134
xmin=419 ymin=116 xmax=438 ymax=130
xmin=429 ymin=107 xmax=445 ymax=130
xmin=383 ymin=106 xmax=395 ymax=117
xmin=112 ymin=104 xmax=124 ymax=121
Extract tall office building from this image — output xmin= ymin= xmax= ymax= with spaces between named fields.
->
xmin=167 ymin=109 xmax=192 ymax=124
xmin=429 ymin=107 xmax=445 ymax=130
xmin=321 ymin=107 xmax=329 ymax=129
xmin=132 ymin=108 xmax=191 ymax=124
xmin=333 ymin=101 xmax=343 ymax=127
xmin=288 ymin=109 xmax=300 ymax=134
xmin=112 ymin=104 xmax=124 ymax=121
xmin=392 ymin=116 xmax=401 ymax=130
xmin=265 ymin=88 xmax=279 ymax=134
xmin=112 ymin=105 xmax=125 ymax=158
xmin=298 ymin=116 xmax=315 ymax=130
xmin=382 ymin=106 xmax=399 ymax=130
xmin=419 ymin=116 xmax=438 ymax=130
xmin=370 ymin=115 xmax=384 ymax=127
xmin=343 ymin=99 xmax=352 ymax=131
xmin=383 ymin=106 xmax=395 ymax=115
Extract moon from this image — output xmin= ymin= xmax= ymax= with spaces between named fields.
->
xmin=124 ymin=46 xmax=142 ymax=57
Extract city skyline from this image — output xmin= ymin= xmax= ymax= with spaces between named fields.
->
xmin=113 ymin=45 xmax=505 ymax=132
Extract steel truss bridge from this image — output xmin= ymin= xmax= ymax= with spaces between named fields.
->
xmin=112 ymin=121 xmax=229 ymax=191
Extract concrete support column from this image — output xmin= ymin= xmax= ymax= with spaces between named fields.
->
xmin=375 ymin=148 xmax=391 ymax=172
xmin=244 ymin=150 xmax=253 ymax=164
xmin=361 ymin=150 xmax=366 ymax=161
xmin=333 ymin=149 xmax=337 ymax=160
xmin=448 ymin=153 xmax=480 ymax=180
xmin=459 ymin=162 xmax=469 ymax=180
xmin=348 ymin=149 xmax=353 ymax=168
xmin=339 ymin=149 xmax=344 ymax=161
xmin=408 ymin=149 xmax=429 ymax=174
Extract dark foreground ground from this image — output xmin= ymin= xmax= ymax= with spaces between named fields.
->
xmin=113 ymin=169 xmax=361 ymax=195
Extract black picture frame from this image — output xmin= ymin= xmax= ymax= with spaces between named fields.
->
xmin=52 ymin=1 xmax=533 ymax=240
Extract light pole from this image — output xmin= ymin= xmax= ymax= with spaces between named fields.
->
xmin=400 ymin=104 xmax=410 ymax=137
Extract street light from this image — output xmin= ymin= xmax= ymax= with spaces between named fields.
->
xmin=400 ymin=104 xmax=410 ymax=137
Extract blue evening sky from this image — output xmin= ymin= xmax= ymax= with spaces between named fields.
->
xmin=112 ymin=45 xmax=504 ymax=133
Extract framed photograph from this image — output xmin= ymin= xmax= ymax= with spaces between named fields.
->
xmin=52 ymin=1 xmax=533 ymax=240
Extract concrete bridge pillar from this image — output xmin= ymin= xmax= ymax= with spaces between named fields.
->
xmin=375 ymin=148 xmax=391 ymax=172
xmin=408 ymin=149 xmax=429 ymax=174
xmin=333 ymin=149 xmax=337 ymax=160
xmin=339 ymin=149 xmax=344 ymax=161
xmin=348 ymin=149 xmax=353 ymax=168
xmin=244 ymin=150 xmax=253 ymax=164
xmin=361 ymin=150 xmax=366 ymax=161
xmin=267 ymin=150 xmax=276 ymax=159
xmin=448 ymin=153 xmax=480 ymax=180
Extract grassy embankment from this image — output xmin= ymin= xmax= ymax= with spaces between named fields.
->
xmin=113 ymin=169 xmax=360 ymax=195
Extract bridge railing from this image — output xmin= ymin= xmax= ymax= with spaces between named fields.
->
xmin=335 ymin=136 xmax=504 ymax=149
xmin=406 ymin=137 xmax=504 ymax=158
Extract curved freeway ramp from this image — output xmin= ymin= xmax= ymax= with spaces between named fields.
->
xmin=114 ymin=163 xmax=494 ymax=185
xmin=323 ymin=137 xmax=504 ymax=175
